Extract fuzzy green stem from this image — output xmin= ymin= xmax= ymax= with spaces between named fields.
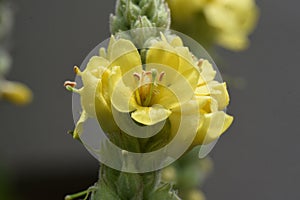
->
xmin=92 ymin=164 xmax=182 ymax=200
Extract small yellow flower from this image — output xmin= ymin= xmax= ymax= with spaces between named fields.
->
xmin=167 ymin=0 xmax=259 ymax=50
xmin=0 ymin=81 xmax=33 ymax=105
xmin=69 ymin=33 xmax=233 ymax=146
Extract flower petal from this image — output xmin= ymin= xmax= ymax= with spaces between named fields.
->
xmin=108 ymin=39 xmax=142 ymax=74
xmin=168 ymin=99 xmax=200 ymax=141
xmin=80 ymin=72 xmax=99 ymax=117
xmin=151 ymin=85 xmax=179 ymax=109
xmin=198 ymin=60 xmax=216 ymax=85
xmin=84 ymin=56 xmax=109 ymax=76
xmin=208 ymin=81 xmax=230 ymax=110
xmin=107 ymin=66 xmax=139 ymax=113
xmin=146 ymin=41 xmax=180 ymax=75
xmin=131 ymin=105 xmax=171 ymax=126
xmin=73 ymin=110 xmax=88 ymax=139
xmin=147 ymin=40 xmax=200 ymax=90
xmin=192 ymin=111 xmax=233 ymax=145
xmin=95 ymin=81 xmax=119 ymax=134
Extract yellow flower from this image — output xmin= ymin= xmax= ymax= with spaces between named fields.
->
xmin=0 ymin=81 xmax=33 ymax=105
xmin=69 ymin=34 xmax=233 ymax=146
xmin=167 ymin=0 xmax=259 ymax=51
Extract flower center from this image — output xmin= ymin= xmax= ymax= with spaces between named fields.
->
xmin=133 ymin=69 xmax=165 ymax=107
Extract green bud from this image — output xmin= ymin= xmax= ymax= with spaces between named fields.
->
xmin=110 ymin=0 xmax=170 ymax=35
xmin=110 ymin=14 xmax=128 ymax=34
xmin=100 ymin=165 xmax=120 ymax=193
xmin=116 ymin=172 xmax=143 ymax=199
xmin=124 ymin=0 xmax=141 ymax=26
xmin=93 ymin=179 xmax=121 ymax=200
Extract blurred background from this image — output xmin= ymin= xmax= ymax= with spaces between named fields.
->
xmin=0 ymin=0 xmax=299 ymax=199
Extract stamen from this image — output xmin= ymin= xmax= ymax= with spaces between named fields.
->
xmin=64 ymin=81 xmax=77 ymax=88
xmin=133 ymin=72 xmax=141 ymax=81
xmin=197 ymin=59 xmax=204 ymax=67
xmin=74 ymin=66 xmax=81 ymax=75
xmin=64 ymin=81 xmax=80 ymax=93
xmin=159 ymin=71 xmax=165 ymax=82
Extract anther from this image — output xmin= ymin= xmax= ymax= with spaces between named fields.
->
xmin=159 ymin=71 xmax=165 ymax=82
xmin=64 ymin=81 xmax=79 ymax=93
xmin=64 ymin=81 xmax=77 ymax=88
xmin=73 ymin=66 xmax=81 ymax=75
xmin=133 ymin=72 xmax=141 ymax=81
xmin=197 ymin=59 xmax=204 ymax=67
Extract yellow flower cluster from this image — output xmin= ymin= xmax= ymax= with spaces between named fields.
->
xmin=69 ymin=33 xmax=233 ymax=147
xmin=167 ymin=0 xmax=259 ymax=50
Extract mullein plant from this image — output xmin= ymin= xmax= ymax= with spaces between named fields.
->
xmin=65 ymin=0 xmax=233 ymax=199
xmin=0 ymin=0 xmax=32 ymax=105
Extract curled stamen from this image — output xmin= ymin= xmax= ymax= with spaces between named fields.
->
xmin=159 ymin=71 xmax=165 ymax=82
xmin=197 ymin=59 xmax=204 ymax=67
xmin=64 ymin=81 xmax=77 ymax=88
xmin=64 ymin=81 xmax=79 ymax=93
xmin=133 ymin=72 xmax=141 ymax=81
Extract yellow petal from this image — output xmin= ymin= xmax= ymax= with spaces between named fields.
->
xmin=195 ymin=96 xmax=213 ymax=112
xmin=196 ymin=96 xmax=218 ymax=114
xmin=170 ymin=36 xmax=184 ymax=47
xmin=73 ymin=110 xmax=88 ymax=139
xmin=198 ymin=60 xmax=216 ymax=85
xmin=151 ymin=85 xmax=179 ymax=109
xmin=168 ymin=99 xmax=200 ymax=140
xmin=195 ymin=84 xmax=210 ymax=96
xmin=193 ymin=111 xmax=233 ymax=145
xmin=84 ymin=56 xmax=109 ymax=76
xmin=146 ymin=41 xmax=180 ymax=74
xmin=80 ymin=71 xmax=99 ymax=117
xmin=95 ymin=81 xmax=119 ymax=134
xmin=208 ymin=81 xmax=230 ymax=110
xmin=110 ymin=81 xmax=137 ymax=113
xmin=107 ymin=35 xmax=116 ymax=60
xmin=131 ymin=105 xmax=171 ymax=126
xmin=108 ymin=39 xmax=142 ymax=75
xmin=109 ymin=66 xmax=139 ymax=113
xmin=147 ymin=41 xmax=200 ymax=90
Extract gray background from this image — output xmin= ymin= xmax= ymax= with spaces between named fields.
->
xmin=1 ymin=0 xmax=300 ymax=199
